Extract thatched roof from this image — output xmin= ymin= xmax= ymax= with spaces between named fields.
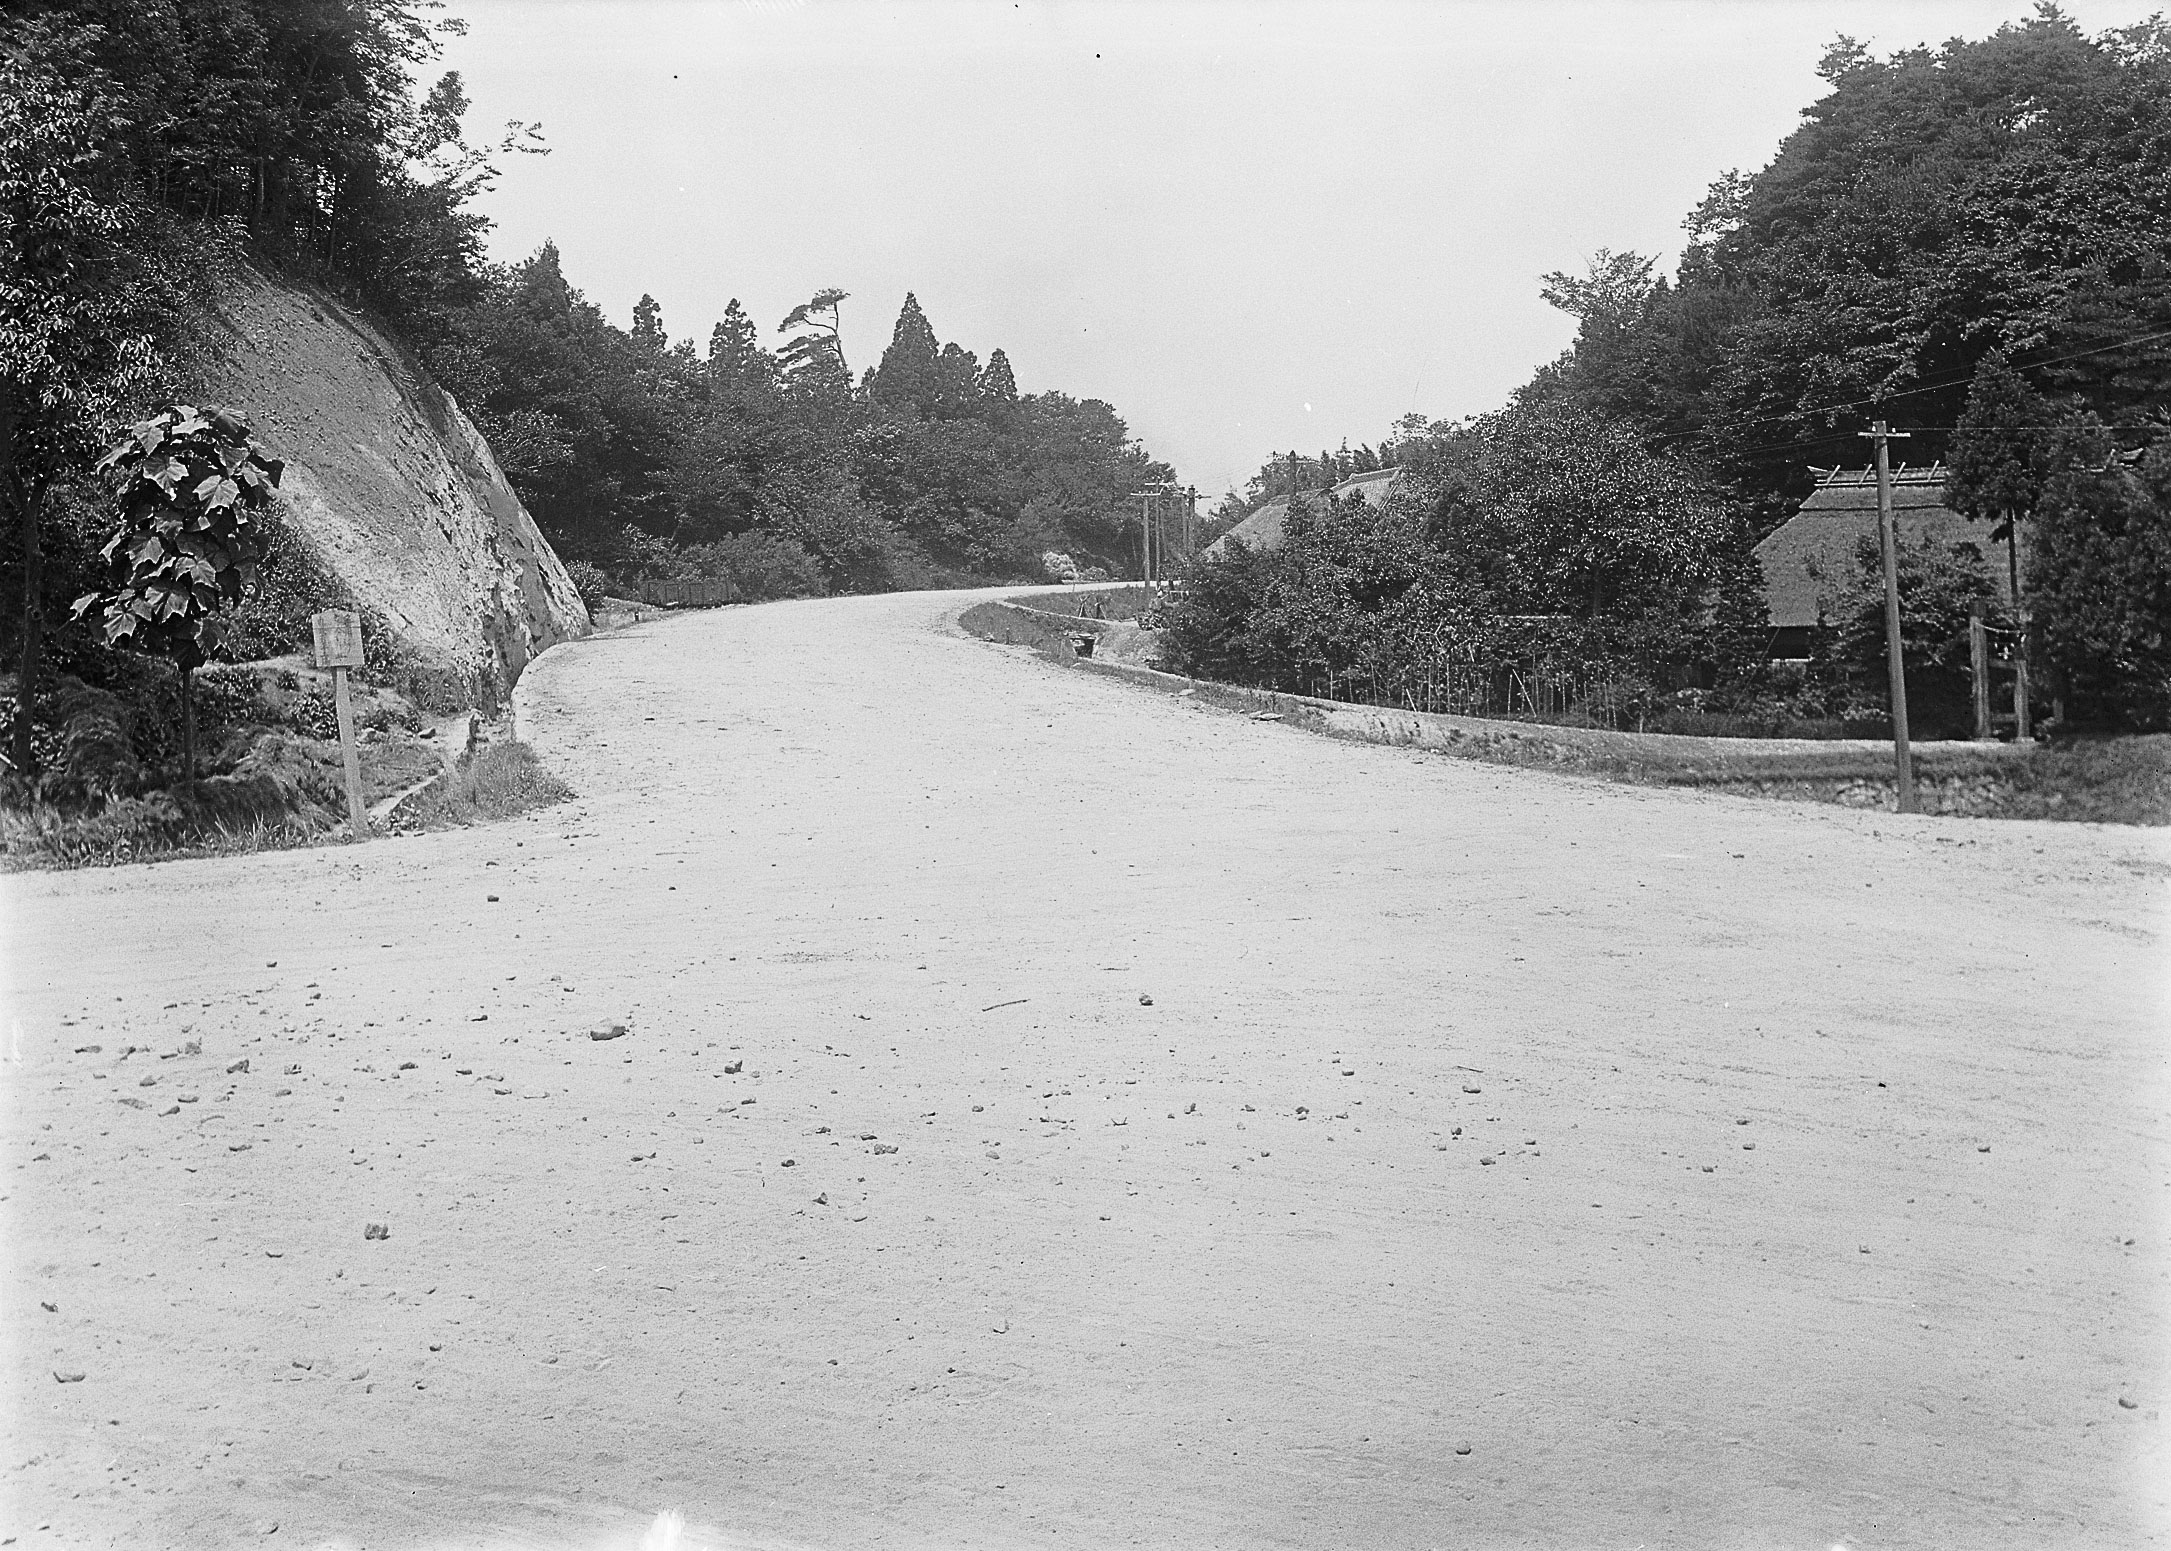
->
xmin=1753 ymin=465 xmax=2014 ymax=628
xmin=1202 ymin=467 xmax=1404 ymax=560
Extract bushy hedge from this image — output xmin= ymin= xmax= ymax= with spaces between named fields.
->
xmin=1159 ymin=418 xmax=1774 ymax=734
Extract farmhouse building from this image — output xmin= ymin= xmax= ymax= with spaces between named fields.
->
xmin=1202 ymin=467 xmax=1404 ymax=560
xmin=1753 ymin=463 xmax=2020 ymax=656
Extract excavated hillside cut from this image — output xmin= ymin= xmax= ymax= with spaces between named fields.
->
xmin=188 ymin=268 xmax=589 ymax=706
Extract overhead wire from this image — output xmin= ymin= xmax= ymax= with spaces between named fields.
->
xmin=1639 ymin=322 xmax=2171 ymax=457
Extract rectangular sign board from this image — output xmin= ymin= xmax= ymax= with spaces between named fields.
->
xmin=311 ymin=610 xmax=364 ymax=670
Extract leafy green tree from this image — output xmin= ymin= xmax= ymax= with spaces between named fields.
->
xmin=1829 ymin=533 xmax=2009 ymax=738
xmin=1537 ymin=249 xmax=1658 ymax=346
xmin=999 ymin=393 xmax=1174 ymax=572
xmin=679 ymin=532 xmax=826 ymax=602
xmin=1523 ymin=10 xmax=2171 ymax=506
xmin=1435 ymin=405 xmax=1738 ymax=622
xmin=2028 ymin=415 xmax=2171 ymax=729
xmin=1157 ymin=532 xmax=1289 ymax=686
xmin=434 ymin=243 xmax=689 ymax=558
xmin=34 ymin=0 xmax=545 ymax=343
xmin=1946 ymin=351 xmax=2051 ymax=608
xmin=1706 ymin=552 xmax=1777 ymax=694
xmin=753 ymin=463 xmax=921 ymax=593
xmin=74 ymin=404 xmax=283 ymax=778
xmin=854 ymin=414 xmax=1011 ymax=570
xmin=1 ymin=15 xmax=195 ymax=781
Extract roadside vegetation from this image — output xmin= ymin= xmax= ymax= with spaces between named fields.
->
xmin=0 ymin=660 xmax=446 ymax=868
xmin=2 ymin=0 xmax=1175 ymax=855
xmin=390 ymin=740 xmax=571 ymax=831
xmin=1163 ymin=11 xmax=2170 ymax=817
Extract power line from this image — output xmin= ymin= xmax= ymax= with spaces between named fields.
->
xmin=1643 ymin=322 xmax=2171 ymax=450
xmin=1687 ymin=414 xmax=2165 ymax=468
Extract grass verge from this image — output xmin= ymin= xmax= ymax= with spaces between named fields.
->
xmin=1689 ymin=735 xmax=2171 ymax=824
xmin=393 ymin=741 xmax=574 ymax=830
xmin=0 ymin=793 xmax=327 ymax=869
xmin=1177 ymin=673 xmax=2166 ymax=823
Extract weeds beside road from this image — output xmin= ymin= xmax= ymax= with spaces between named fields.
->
xmin=963 ymin=596 xmax=2171 ymax=825
xmin=389 ymin=741 xmax=573 ymax=830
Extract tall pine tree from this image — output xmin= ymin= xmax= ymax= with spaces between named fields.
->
xmin=777 ymin=288 xmax=849 ymax=388
xmin=871 ymin=293 xmax=942 ymax=413
xmin=1947 ymin=352 xmax=2051 ymax=613
xmin=977 ymin=348 xmax=1018 ymax=403
xmin=706 ymin=299 xmax=770 ymax=383
xmin=632 ymin=293 xmax=666 ymax=351
xmin=935 ymin=342 xmax=980 ymax=418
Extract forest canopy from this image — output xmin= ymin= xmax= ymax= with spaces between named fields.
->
xmin=1187 ymin=5 xmax=2171 ymax=734
xmin=3 ymin=0 xmax=1179 ymax=666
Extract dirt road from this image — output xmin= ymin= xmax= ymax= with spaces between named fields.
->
xmin=5 ymin=588 xmax=2167 ymax=1550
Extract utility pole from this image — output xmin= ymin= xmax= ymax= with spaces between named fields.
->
xmin=1139 ymin=490 xmax=1153 ymax=588
xmin=1861 ymin=421 xmax=1916 ymax=813
xmin=2004 ymin=509 xmax=2031 ymax=740
xmin=1146 ymin=489 xmax=1157 ymax=588
xmin=1128 ymin=482 xmax=1199 ymax=592
xmin=1147 ymin=490 xmax=1156 ymax=589
xmin=1129 ymin=487 xmax=1165 ymax=590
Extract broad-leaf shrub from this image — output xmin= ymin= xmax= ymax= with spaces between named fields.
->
xmin=74 ymin=404 xmax=283 ymax=671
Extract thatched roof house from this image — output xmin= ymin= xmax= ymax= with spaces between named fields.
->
xmin=1753 ymin=463 xmax=2016 ymax=655
xmin=1202 ymin=467 xmax=1404 ymax=560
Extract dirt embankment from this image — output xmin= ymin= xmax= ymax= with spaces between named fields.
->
xmin=186 ymin=267 xmax=588 ymax=706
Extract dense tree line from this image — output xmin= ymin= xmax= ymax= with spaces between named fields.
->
xmin=2 ymin=0 xmax=1175 ymax=787
xmin=1178 ymin=7 xmax=2171 ymax=733
xmin=432 ymin=266 xmax=1174 ymax=597
xmin=1525 ymin=6 xmax=2171 ymax=507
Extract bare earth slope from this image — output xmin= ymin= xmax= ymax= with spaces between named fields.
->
xmin=188 ymin=268 xmax=589 ymax=705
xmin=5 ymin=588 xmax=2167 ymax=1551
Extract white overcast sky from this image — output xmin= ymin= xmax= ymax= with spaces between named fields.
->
xmin=438 ymin=0 xmax=2161 ymax=499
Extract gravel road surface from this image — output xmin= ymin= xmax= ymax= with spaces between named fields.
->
xmin=6 ymin=588 xmax=2167 ymax=1550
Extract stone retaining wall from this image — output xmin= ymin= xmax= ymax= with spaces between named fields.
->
xmin=962 ymin=595 xmax=2031 ymax=790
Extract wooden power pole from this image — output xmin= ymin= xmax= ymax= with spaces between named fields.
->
xmin=2005 ymin=511 xmax=2031 ymax=740
xmin=1861 ymin=421 xmax=1915 ymax=813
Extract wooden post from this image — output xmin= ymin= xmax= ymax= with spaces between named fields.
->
xmin=331 ymin=665 xmax=367 ymax=835
xmin=2007 ymin=513 xmax=2032 ymax=741
xmin=179 ymin=664 xmax=197 ymax=782
xmin=1969 ymin=603 xmax=1992 ymax=741
xmin=1862 ymin=421 xmax=1915 ymax=812
xmin=311 ymin=610 xmax=368 ymax=840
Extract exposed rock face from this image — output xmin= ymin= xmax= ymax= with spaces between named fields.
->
xmin=188 ymin=267 xmax=588 ymax=707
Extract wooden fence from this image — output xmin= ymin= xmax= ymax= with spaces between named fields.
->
xmin=634 ymin=578 xmax=744 ymax=608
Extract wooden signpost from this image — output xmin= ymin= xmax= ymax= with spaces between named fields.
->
xmin=311 ymin=610 xmax=369 ymax=839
